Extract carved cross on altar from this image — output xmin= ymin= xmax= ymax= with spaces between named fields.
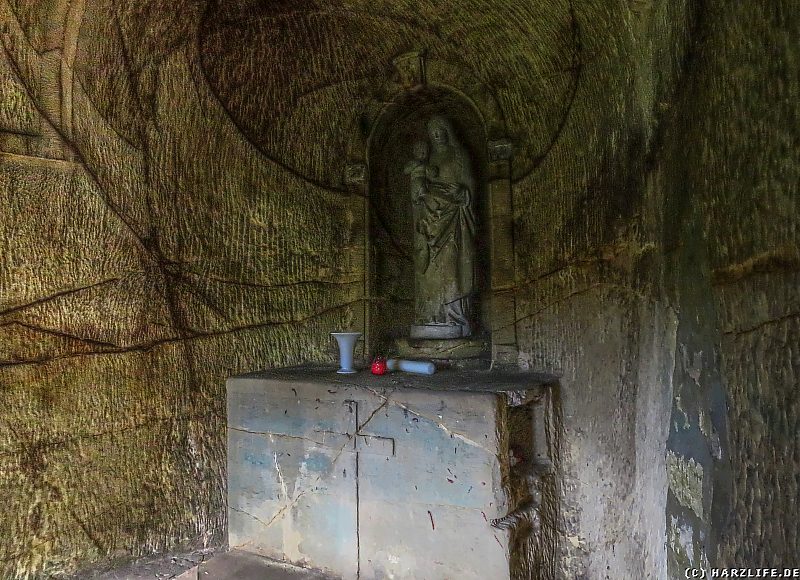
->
xmin=314 ymin=400 xmax=396 ymax=459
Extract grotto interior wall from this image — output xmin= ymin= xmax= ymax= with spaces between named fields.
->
xmin=629 ymin=3 xmax=798 ymax=572
xmin=658 ymin=0 xmax=799 ymax=569
xmin=0 ymin=0 xmax=797 ymax=579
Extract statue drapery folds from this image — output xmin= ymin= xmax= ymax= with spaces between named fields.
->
xmin=405 ymin=116 xmax=477 ymax=339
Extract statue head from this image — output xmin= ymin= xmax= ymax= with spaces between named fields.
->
xmin=412 ymin=140 xmax=429 ymax=161
xmin=427 ymin=117 xmax=451 ymax=146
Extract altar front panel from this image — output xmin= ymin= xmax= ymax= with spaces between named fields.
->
xmin=227 ymin=380 xmax=359 ymax=577
xmin=226 ymin=369 xmax=540 ymax=579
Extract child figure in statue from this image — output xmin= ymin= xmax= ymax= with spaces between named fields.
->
xmin=405 ymin=140 xmax=437 ymax=208
xmin=404 ymin=117 xmax=476 ymax=340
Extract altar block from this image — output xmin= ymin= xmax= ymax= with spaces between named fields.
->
xmin=227 ymin=367 xmax=550 ymax=579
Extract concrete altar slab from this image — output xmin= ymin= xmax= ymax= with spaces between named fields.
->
xmin=189 ymin=549 xmax=333 ymax=579
xmin=73 ymin=549 xmax=329 ymax=580
xmin=227 ymin=366 xmax=553 ymax=579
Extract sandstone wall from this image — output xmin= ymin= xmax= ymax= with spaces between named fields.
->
xmin=694 ymin=1 xmax=798 ymax=566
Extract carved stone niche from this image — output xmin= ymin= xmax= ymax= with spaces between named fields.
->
xmin=366 ymin=86 xmax=508 ymax=367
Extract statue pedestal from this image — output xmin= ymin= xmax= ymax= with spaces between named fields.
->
xmin=409 ymin=323 xmax=467 ymax=339
xmin=226 ymin=366 xmax=553 ymax=580
xmin=394 ymin=336 xmax=491 ymax=370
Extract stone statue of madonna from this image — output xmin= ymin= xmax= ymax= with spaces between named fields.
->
xmin=404 ymin=116 xmax=476 ymax=339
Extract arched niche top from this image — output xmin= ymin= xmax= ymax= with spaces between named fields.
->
xmin=343 ymin=51 xmax=509 ymax=167
xmin=366 ymin=85 xmax=489 ymax=170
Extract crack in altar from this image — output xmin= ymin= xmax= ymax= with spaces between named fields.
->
xmin=273 ymin=452 xmax=289 ymax=501
xmin=228 ymin=426 xmax=328 ymax=448
xmin=233 ymin=399 xmax=390 ymax=530
xmin=228 ymin=506 xmax=277 ymax=531
xmin=362 ymin=387 xmax=495 ymax=455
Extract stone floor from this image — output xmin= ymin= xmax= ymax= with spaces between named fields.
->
xmin=79 ymin=549 xmax=331 ymax=580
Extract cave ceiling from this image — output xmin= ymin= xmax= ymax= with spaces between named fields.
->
xmin=66 ymin=0 xmax=615 ymax=187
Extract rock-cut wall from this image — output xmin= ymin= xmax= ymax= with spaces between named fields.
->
xmin=0 ymin=2 xmax=363 ymax=577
